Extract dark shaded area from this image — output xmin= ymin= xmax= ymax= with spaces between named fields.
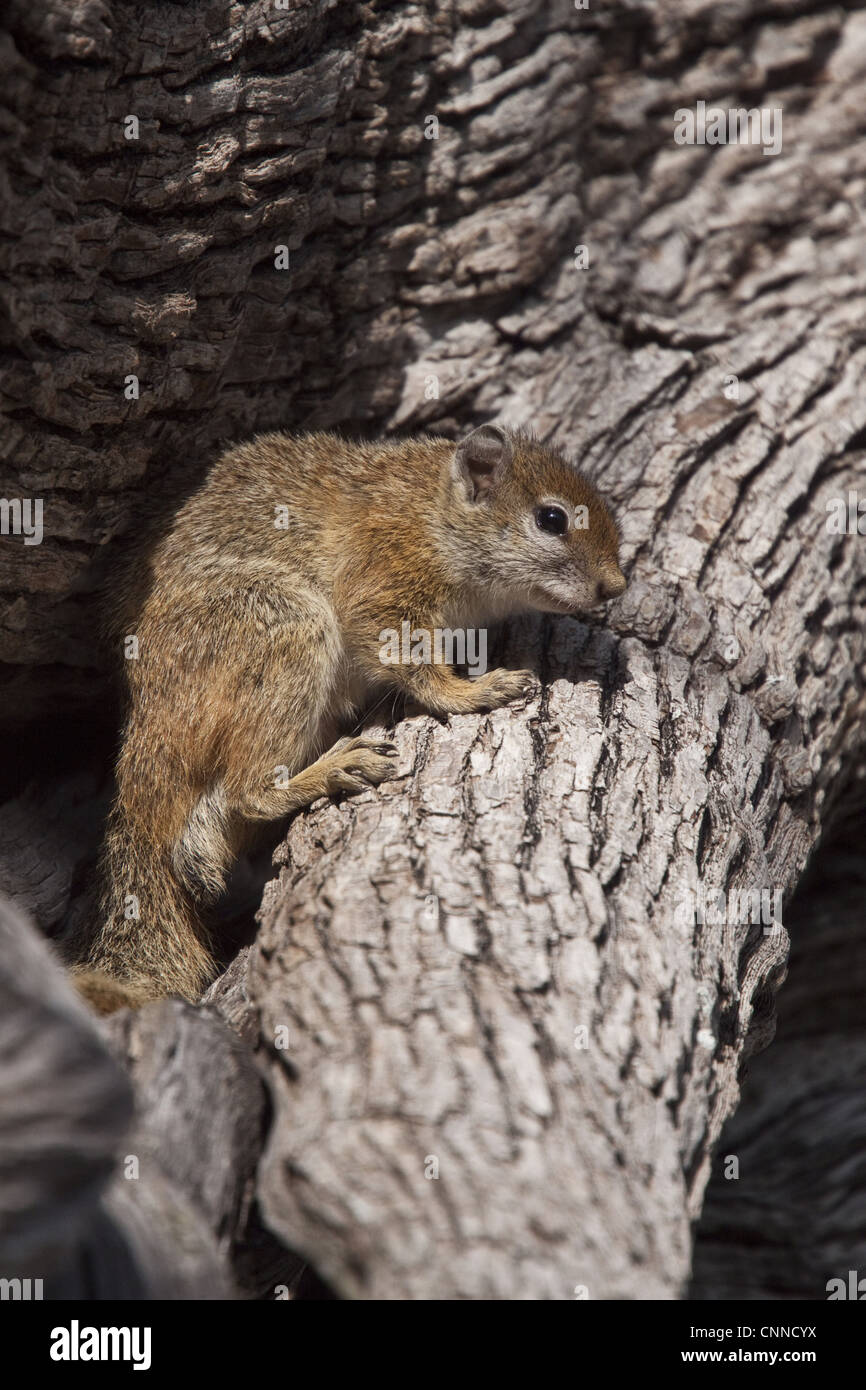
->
xmin=690 ymin=803 xmax=866 ymax=1300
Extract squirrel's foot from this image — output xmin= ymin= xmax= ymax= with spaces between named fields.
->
xmin=71 ymin=968 xmax=156 ymax=1017
xmin=471 ymin=667 xmax=539 ymax=711
xmin=321 ymin=736 xmax=400 ymax=796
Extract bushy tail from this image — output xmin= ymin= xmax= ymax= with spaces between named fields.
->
xmin=67 ymin=805 xmax=219 ymax=1016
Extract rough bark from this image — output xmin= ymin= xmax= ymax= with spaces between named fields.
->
xmin=1 ymin=0 xmax=865 ymax=1300
xmin=0 ymin=892 xmax=298 ymax=1298
xmin=691 ymin=811 xmax=866 ymax=1301
xmin=0 ymin=896 xmax=214 ymax=1295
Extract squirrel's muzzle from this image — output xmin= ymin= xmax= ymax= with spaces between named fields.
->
xmin=596 ymin=567 xmax=627 ymax=601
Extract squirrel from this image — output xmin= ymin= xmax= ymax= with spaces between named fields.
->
xmin=65 ymin=424 xmax=626 ymax=1014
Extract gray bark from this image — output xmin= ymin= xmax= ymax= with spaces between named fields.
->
xmin=1 ymin=0 xmax=865 ymax=1300
xmin=0 ymin=892 xmax=299 ymax=1298
xmin=691 ymin=813 xmax=866 ymax=1301
xmin=0 ymin=896 xmax=221 ymax=1296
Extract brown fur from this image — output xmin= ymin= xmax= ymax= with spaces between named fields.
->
xmin=65 ymin=426 xmax=626 ymax=1013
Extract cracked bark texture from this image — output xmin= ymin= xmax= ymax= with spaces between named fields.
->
xmin=0 ymin=895 xmax=240 ymax=1297
xmin=1 ymin=0 xmax=866 ymax=1299
xmin=0 ymin=889 xmax=298 ymax=1298
xmin=690 ymin=811 xmax=866 ymax=1301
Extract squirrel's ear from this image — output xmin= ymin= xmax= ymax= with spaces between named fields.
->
xmin=452 ymin=425 xmax=513 ymax=503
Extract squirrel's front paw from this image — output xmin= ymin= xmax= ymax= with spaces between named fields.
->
xmin=474 ymin=667 xmax=539 ymax=710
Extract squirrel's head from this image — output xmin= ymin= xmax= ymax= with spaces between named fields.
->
xmin=443 ymin=424 xmax=627 ymax=616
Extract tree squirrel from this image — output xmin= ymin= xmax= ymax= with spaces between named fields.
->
xmin=66 ymin=425 xmax=626 ymax=1014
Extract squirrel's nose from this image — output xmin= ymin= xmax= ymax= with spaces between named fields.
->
xmin=597 ymin=569 xmax=627 ymax=601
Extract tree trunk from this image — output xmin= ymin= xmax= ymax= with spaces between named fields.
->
xmin=1 ymin=0 xmax=865 ymax=1299
xmin=691 ymin=810 xmax=866 ymax=1301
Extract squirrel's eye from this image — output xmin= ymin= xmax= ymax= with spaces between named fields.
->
xmin=535 ymin=505 xmax=568 ymax=536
